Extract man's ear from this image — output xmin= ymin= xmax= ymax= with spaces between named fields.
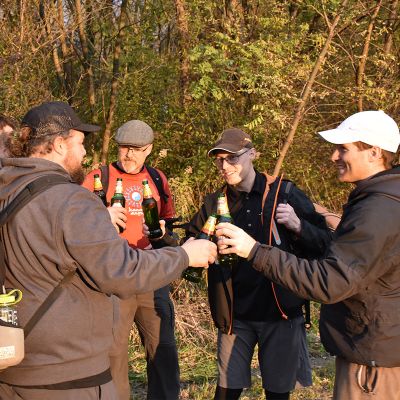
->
xmin=52 ymin=135 xmax=66 ymax=156
xmin=369 ymin=146 xmax=383 ymax=162
xmin=248 ymin=148 xmax=256 ymax=160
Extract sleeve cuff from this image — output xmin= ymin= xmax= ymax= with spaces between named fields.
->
xmin=247 ymin=241 xmax=262 ymax=261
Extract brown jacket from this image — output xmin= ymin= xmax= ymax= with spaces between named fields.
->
xmin=0 ymin=157 xmax=188 ymax=386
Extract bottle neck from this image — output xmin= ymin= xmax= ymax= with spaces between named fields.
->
xmin=114 ymin=181 xmax=123 ymax=194
xmin=143 ymin=184 xmax=153 ymax=199
xmin=217 ymin=196 xmax=230 ymax=216
xmin=94 ymin=177 xmax=103 ymax=191
xmin=201 ymin=216 xmax=217 ymax=236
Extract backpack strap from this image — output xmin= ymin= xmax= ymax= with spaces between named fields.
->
xmin=0 ymin=175 xmax=70 ymax=226
xmin=0 ymin=175 xmax=70 ymax=284
xmin=146 ymin=164 xmax=169 ymax=204
xmin=0 ymin=175 xmax=76 ymax=337
xmin=100 ymin=164 xmax=110 ymax=197
xmin=100 ymin=163 xmax=169 ymax=205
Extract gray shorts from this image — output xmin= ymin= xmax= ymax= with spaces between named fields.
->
xmin=217 ymin=316 xmax=312 ymax=392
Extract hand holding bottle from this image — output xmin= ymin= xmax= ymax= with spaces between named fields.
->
xmin=143 ymin=219 xmax=166 ymax=240
xmin=216 ymin=222 xmax=257 ymax=259
xmin=181 ymin=237 xmax=217 ymax=267
xmin=108 ymin=206 xmax=127 ymax=233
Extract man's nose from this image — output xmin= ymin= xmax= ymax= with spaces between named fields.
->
xmin=331 ymin=149 xmax=339 ymax=162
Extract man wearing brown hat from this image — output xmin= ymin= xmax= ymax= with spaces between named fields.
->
xmin=0 ymin=103 xmax=216 ymax=399
xmin=83 ymin=120 xmax=181 ymax=399
xmin=185 ymin=128 xmax=331 ymax=400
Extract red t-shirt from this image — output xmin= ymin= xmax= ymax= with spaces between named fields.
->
xmin=83 ymin=164 xmax=175 ymax=249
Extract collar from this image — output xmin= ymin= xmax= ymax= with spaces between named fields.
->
xmin=225 ymin=170 xmax=266 ymax=197
xmin=113 ymin=161 xmax=145 ymax=175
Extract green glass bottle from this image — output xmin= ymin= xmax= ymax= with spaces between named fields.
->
xmin=182 ymin=214 xmax=217 ymax=283
xmin=141 ymin=179 xmax=162 ymax=239
xmin=110 ymin=178 xmax=125 ymax=233
xmin=93 ymin=173 xmax=107 ymax=206
xmin=216 ymin=193 xmax=238 ymax=267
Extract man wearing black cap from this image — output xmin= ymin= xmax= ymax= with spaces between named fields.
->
xmin=185 ymin=128 xmax=331 ymax=400
xmin=0 ymin=102 xmax=216 ymax=399
xmin=83 ymin=119 xmax=180 ymax=400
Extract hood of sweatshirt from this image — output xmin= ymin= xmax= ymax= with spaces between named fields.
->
xmin=0 ymin=157 xmax=72 ymax=203
xmin=347 ymin=166 xmax=400 ymax=205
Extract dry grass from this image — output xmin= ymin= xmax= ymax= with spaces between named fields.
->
xmin=128 ymin=285 xmax=335 ymax=399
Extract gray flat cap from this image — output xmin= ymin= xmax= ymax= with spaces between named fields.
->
xmin=115 ymin=120 xmax=154 ymax=146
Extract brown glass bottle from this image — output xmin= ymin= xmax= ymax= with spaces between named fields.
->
xmin=216 ymin=193 xmax=238 ymax=267
xmin=93 ymin=174 xmax=107 ymax=206
xmin=111 ymin=178 xmax=125 ymax=233
xmin=182 ymin=214 xmax=217 ymax=283
xmin=141 ymin=179 xmax=162 ymax=239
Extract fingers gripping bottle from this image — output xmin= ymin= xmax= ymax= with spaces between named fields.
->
xmin=141 ymin=179 xmax=163 ymax=239
xmin=93 ymin=173 xmax=107 ymax=206
xmin=182 ymin=214 xmax=217 ymax=283
xmin=111 ymin=178 xmax=126 ymax=233
xmin=216 ymin=193 xmax=238 ymax=267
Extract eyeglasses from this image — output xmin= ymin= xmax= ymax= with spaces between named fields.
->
xmin=213 ymin=149 xmax=251 ymax=168
xmin=119 ymin=144 xmax=151 ymax=154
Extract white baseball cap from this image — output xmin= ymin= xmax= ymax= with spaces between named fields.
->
xmin=318 ymin=110 xmax=400 ymax=152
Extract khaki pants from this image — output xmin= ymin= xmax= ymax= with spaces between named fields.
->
xmin=109 ymin=286 xmax=179 ymax=400
xmin=333 ymin=357 xmax=400 ymax=400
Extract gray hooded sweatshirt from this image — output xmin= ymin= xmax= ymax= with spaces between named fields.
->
xmin=0 ymin=157 xmax=188 ymax=387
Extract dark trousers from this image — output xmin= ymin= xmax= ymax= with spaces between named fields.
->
xmin=109 ymin=286 xmax=180 ymax=400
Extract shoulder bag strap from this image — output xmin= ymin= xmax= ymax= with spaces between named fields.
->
xmin=0 ymin=175 xmax=75 ymax=337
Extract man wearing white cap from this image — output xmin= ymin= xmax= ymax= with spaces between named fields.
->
xmin=216 ymin=111 xmax=400 ymax=399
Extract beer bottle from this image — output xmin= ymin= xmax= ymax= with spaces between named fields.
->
xmin=182 ymin=214 xmax=217 ymax=283
xmin=111 ymin=178 xmax=126 ymax=233
xmin=93 ymin=173 xmax=107 ymax=206
xmin=216 ymin=193 xmax=238 ymax=267
xmin=141 ymin=179 xmax=162 ymax=239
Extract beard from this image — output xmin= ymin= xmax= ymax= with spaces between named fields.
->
xmin=69 ymin=165 xmax=85 ymax=185
xmin=64 ymin=153 xmax=85 ymax=185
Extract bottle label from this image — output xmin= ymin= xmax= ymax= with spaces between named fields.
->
xmin=143 ymin=184 xmax=152 ymax=199
xmin=202 ymin=216 xmax=217 ymax=235
xmin=0 ymin=346 xmax=16 ymax=360
xmin=115 ymin=182 xmax=123 ymax=194
xmin=217 ymin=195 xmax=229 ymax=215
xmin=94 ymin=177 xmax=103 ymax=191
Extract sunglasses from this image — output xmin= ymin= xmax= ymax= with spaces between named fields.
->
xmin=213 ymin=149 xmax=251 ymax=168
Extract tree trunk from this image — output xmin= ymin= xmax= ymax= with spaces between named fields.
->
xmin=40 ymin=1 xmax=65 ymax=89
xmin=356 ymin=0 xmax=383 ymax=112
xmin=100 ymin=0 xmax=128 ymax=165
xmin=75 ymin=0 xmax=98 ymax=124
xmin=57 ymin=0 xmax=74 ymax=100
xmin=273 ymin=0 xmax=349 ymax=177
xmin=174 ymin=0 xmax=191 ymax=110
xmin=383 ymin=0 xmax=399 ymax=55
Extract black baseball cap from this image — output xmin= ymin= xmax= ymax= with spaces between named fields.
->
xmin=22 ymin=101 xmax=100 ymax=137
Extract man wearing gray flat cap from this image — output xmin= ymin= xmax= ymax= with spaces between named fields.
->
xmin=83 ymin=120 xmax=180 ymax=400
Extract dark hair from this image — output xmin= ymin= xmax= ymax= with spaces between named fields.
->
xmin=0 ymin=114 xmax=17 ymax=131
xmin=354 ymin=141 xmax=398 ymax=169
xmin=6 ymin=126 xmax=71 ymax=157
